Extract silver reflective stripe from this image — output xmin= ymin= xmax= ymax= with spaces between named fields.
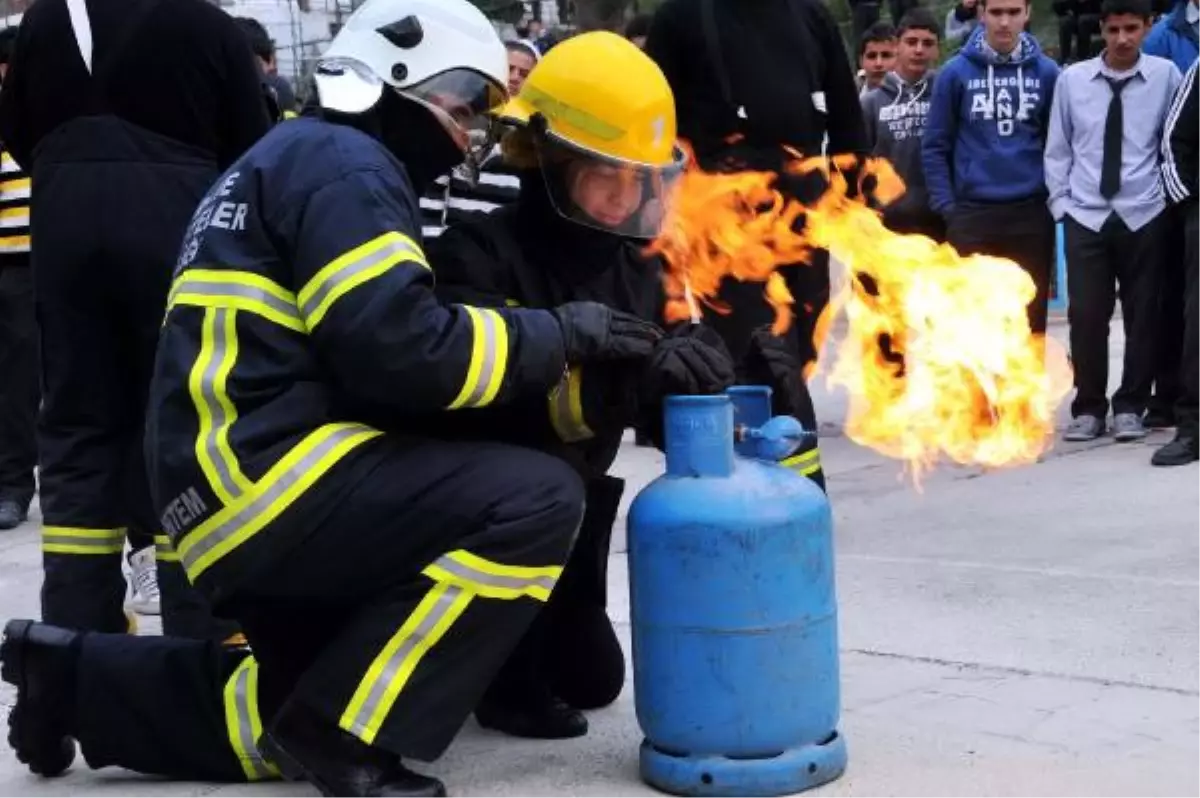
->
xmin=340 ymin=584 xmax=470 ymax=742
xmin=457 ymin=308 xmax=502 ymax=408
xmin=201 ymin=309 xmax=244 ymax=501
xmin=179 ymin=425 xmax=366 ymax=574
xmin=432 ymin=553 xmax=558 ymax=598
xmin=174 ymin=279 xmax=302 ymax=327
xmin=227 ymin=658 xmax=275 ymax=780
xmin=298 ymin=239 xmax=421 ymax=322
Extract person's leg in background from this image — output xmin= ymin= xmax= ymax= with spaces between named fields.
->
xmin=0 ymin=265 xmax=39 ymax=531
xmin=1154 ymin=202 xmax=1200 ymax=465
xmin=1146 ymin=205 xmax=1185 ymax=428
xmin=852 ymin=0 xmax=883 ymax=45
xmin=1108 ymin=213 xmax=1165 ymax=441
xmin=1061 ymin=216 xmax=1117 ymax=440
xmin=1057 ymin=12 xmax=1078 ymax=63
xmin=1076 ymin=13 xmax=1101 ymax=59
xmin=34 ymin=216 xmax=132 ymax=634
xmin=946 ymin=199 xmax=1054 ymax=335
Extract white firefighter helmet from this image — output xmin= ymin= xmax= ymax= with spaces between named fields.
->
xmin=313 ymin=0 xmax=508 ymax=143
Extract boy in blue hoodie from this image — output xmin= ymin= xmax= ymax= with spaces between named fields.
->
xmin=921 ymin=0 xmax=1060 ymax=333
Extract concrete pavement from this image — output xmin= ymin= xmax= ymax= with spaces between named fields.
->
xmin=1 ymin=320 xmax=1196 ymax=797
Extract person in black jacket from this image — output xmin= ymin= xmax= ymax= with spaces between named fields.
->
xmin=644 ymin=0 xmax=868 ymax=489
xmin=1053 ymin=0 xmax=1102 ymax=62
xmin=0 ymin=0 xmax=273 ymax=641
xmin=428 ymin=32 xmax=827 ymax=741
xmin=428 ymin=31 xmax=737 ymax=741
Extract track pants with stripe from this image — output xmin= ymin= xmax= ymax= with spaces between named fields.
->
xmin=67 ymin=439 xmax=583 ymax=777
xmin=31 ymin=117 xmax=233 ymax=639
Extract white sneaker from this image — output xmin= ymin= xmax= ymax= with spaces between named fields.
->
xmin=127 ymin=546 xmax=161 ymax=616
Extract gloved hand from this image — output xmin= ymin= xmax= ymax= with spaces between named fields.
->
xmin=552 ymin=301 xmax=663 ymax=363
xmin=739 ymin=325 xmax=808 ymax=418
xmin=642 ymin=323 xmax=736 ymax=401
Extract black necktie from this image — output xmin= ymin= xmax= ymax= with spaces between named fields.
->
xmin=1100 ymin=76 xmax=1132 ymax=200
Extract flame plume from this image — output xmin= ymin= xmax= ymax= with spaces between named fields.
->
xmin=647 ymin=151 xmax=1073 ymax=481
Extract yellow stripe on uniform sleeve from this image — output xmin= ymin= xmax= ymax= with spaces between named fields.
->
xmin=780 ymin=447 xmax=822 ymax=476
xmin=547 ymin=366 xmax=593 ymax=443
xmin=298 ymin=232 xmax=429 ymax=330
xmin=446 ymin=306 xmax=509 ymax=410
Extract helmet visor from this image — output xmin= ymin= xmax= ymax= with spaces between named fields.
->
xmin=399 ymin=68 xmax=508 ymax=164
xmin=536 ymin=134 xmax=686 ymax=239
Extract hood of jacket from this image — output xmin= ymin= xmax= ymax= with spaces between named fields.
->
xmin=961 ymin=26 xmax=1045 ymax=66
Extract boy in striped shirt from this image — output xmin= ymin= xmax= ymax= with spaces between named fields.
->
xmin=0 ymin=25 xmax=38 ymax=531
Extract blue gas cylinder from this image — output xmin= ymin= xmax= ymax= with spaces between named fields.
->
xmin=627 ymin=387 xmax=847 ymax=797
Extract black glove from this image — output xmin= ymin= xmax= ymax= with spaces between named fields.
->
xmin=740 ymin=325 xmax=809 ymax=418
xmin=553 ymin=301 xmax=663 ymax=363
xmin=642 ymin=324 xmax=736 ymax=401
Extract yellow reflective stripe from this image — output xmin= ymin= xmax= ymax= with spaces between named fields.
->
xmin=780 ymin=448 xmax=821 ymax=476
xmin=0 ymin=177 xmax=30 ymax=194
xmin=339 ymin=582 xmax=474 ymax=745
xmin=0 ymin=235 xmax=30 ymax=251
xmin=423 ymin=549 xmax=562 ymax=602
xmin=189 ymin=308 xmax=253 ymax=506
xmin=222 ymin=656 xmax=280 ymax=781
xmin=282 ymin=110 xmax=298 ymax=119
xmin=168 ymin=270 xmax=305 ymax=332
xmin=154 ymin=534 xmax=181 ymax=563
xmin=42 ymin=526 xmax=125 ymax=555
xmin=297 ymin=232 xmax=429 ymax=330
xmin=547 ymin=366 xmax=593 ymax=443
xmin=446 ymin=306 xmax=509 ymax=410
xmin=179 ymin=423 xmax=382 ymax=581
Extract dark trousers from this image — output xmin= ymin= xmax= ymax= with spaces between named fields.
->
xmin=1057 ymin=13 xmax=1100 ymax=63
xmin=947 ymin=198 xmax=1055 ymax=335
xmin=31 ymin=122 xmax=225 ymax=637
xmin=485 ymin=474 xmax=625 ymax=712
xmin=1177 ymin=203 xmax=1199 ymax=438
xmin=1063 ymin=213 xmax=1165 ymax=418
xmin=69 ymin=439 xmax=583 ymax=778
xmin=0 ymin=265 xmax=39 ymax=512
xmin=1149 ymin=205 xmax=1187 ymax=420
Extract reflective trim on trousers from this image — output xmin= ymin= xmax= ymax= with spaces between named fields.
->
xmin=223 ymin=656 xmax=280 ymax=781
xmin=338 ymin=549 xmax=563 ymax=745
xmin=153 ymin=534 xmax=180 ymax=563
xmin=177 ymin=423 xmax=382 ymax=581
xmin=780 ymin=447 xmax=822 ymax=477
xmin=547 ymin=366 xmax=593 ymax=443
xmin=297 ymin=231 xmax=428 ymax=330
xmin=41 ymin=526 xmax=125 ymax=555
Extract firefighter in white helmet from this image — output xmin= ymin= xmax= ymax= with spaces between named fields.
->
xmin=0 ymin=0 xmax=662 ymax=795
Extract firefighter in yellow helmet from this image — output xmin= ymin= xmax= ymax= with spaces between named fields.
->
xmin=428 ymin=30 xmax=738 ymax=740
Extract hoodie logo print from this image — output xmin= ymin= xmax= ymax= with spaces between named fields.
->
xmin=966 ymin=75 xmax=1042 ymax=137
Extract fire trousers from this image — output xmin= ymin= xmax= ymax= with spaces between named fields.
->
xmin=32 ymin=129 xmax=231 ymax=639
xmin=67 ymin=438 xmax=583 ymax=777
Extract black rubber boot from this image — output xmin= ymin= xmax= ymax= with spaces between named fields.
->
xmin=260 ymin=700 xmax=446 ymax=797
xmin=474 ymin=689 xmax=588 ymax=740
xmin=1151 ymin=434 xmax=1199 ymax=466
xmin=0 ymin=619 xmax=79 ymax=777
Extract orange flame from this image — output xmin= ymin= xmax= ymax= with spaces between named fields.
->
xmin=647 ymin=151 xmax=1073 ymax=481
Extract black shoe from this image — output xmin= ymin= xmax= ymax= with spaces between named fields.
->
xmin=1151 ymin=435 xmax=1199 ymax=466
xmin=260 ymin=700 xmax=446 ymax=797
xmin=0 ymin=499 xmax=25 ymax=530
xmin=0 ymin=620 xmax=79 ymax=777
xmin=1143 ymin=409 xmax=1176 ymax=429
xmin=475 ymin=692 xmax=588 ymax=739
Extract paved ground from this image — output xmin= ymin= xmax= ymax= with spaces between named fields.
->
xmin=1 ymin=319 xmax=1196 ymax=797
